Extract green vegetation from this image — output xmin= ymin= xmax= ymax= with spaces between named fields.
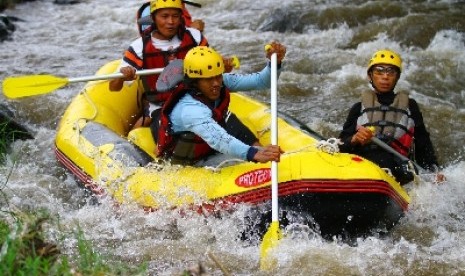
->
xmin=0 ymin=119 xmax=32 ymax=164
xmin=0 ymin=209 xmax=147 ymax=275
xmin=0 ymin=126 xmax=147 ymax=275
xmin=0 ymin=211 xmax=65 ymax=276
xmin=0 ymin=121 xmax=9 ymax=162
xmin=0 ymin=120 xmax=24 ymax=163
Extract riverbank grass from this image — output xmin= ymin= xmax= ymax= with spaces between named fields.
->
xmin=0 ymin=209 xmax=147 ymax=275
xmin=0 ymin=122 xmax=147 ymax=275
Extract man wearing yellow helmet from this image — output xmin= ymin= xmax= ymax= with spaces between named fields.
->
xmin=109 ymin=0 xmax=208 ymax=127
xmin=137 ymin=1 xmax=205 ymax=36
xmin=339 ymin=49 xmax=445 ymax=184
xmin=157 ymin=45 xmax=286 ymax=166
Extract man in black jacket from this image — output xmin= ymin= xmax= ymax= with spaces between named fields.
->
xmin=338 ymin=49 xmax=444 ymax=184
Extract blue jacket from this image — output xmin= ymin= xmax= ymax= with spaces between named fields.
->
xmin=169 ymin=62 xmax=281 ymax=161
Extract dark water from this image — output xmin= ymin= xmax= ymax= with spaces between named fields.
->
xmin=1 ymin=0 xmax=465 ymax=275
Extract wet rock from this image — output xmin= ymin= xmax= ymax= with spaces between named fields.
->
xmin=0 ymin=0 xmax=39 ymax=12
xmin=0 ymin=104 xmax=34 ymax=142
xmin=54 ymin=0 xmax=81 ymax=4
xmin=0 ymin=0 xmax=80 ymax=42
xmin=0 ymin=14 xmax=15 ymax=41
xmin=257 ymin=8 xmax=305 ymax=33
xmin=180 ymin=262 xmax=209 ymax=276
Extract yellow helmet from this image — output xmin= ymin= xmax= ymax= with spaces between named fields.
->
xmin=367 ymin=49 xmax=402 ymax=72
xmin=184 ymin=46 xmax=225 ymax=78
xmin=150 ymin=0 xmax=183 ymax=14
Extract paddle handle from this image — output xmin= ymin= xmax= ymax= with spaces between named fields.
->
xmin=183 ymin=0 xmax=202 ymax=8
xmin=370 ymin=136 xmax=425 ymax=173
xmin=270 ymin=53 xmax=278 ymax=223
xmin=67 ymin=68 xmax=164 ymax=84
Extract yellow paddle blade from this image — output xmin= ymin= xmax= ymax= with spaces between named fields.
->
xmin=231 ymin=55 xmax=240 ymax=69
xmin=259 ymin=221 xmax=282 ymax=271
xmin=2 ymin=75 xmax=69 ymax=99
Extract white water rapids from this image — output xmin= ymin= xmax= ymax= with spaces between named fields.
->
xmin=1 ymin=0 xmax=465 ymax=275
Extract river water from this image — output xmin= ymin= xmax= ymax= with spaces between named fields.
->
xmin=1 ymin=0 xmax=465 ymax=275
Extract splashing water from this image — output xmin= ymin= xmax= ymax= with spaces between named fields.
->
xmin=1 ymin=0 xmax=465 ymax=274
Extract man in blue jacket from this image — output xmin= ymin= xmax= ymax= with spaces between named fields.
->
xmin=157 ymin=45 xmax=285 ymax=166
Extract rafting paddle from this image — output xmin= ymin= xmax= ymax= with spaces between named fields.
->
xmin=183 ymin=0 xmax=202 ymax=8
xmin=2 ymin=68 xmax=164 ymax=99
xmin=259 ymin=52 xmax=281 ymax=270
xmin=367 ymin=126 xmax=425 ymax=173
xmin=370 ymin=136 xmax=426 ymax=174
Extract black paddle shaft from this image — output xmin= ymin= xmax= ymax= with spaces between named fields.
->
xmin=183 ymin=1 xmax=201 ymax=8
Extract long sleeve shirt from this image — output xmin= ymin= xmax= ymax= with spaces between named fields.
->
xmin=169 ymin=63 xmax=280 ymax=161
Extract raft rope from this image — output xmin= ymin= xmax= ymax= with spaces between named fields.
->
xmin=205 ymin=158 xmax=245 ymax=172
xmin=316 ymin=138 xmax=342 ymax=154
xmin=73 ymin=87 xmax=99 ymax=143
xmin=204 ymin=138 xmax=344 ymax=172
xmin=80 ymin=86 xmax=99 ymax=121
xmin=257 ymin=121 xmax=344 ymax=154
xmin=256 ymin=125 xmax=271 ymax=138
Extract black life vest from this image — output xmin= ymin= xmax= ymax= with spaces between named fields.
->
xmin=157 ymin=86 xmax=231 ymax=164
xmin=357 ymin=90 xmax=415 ymax=156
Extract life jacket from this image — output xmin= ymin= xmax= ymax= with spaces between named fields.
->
xmin=357 ymin=91 xmax=415 ymax=156
xmin=157 ymin=86 xmax=231 ymax=164
xmin=129 ymin=1 xmax=208 ymax=104
xmin=139 ymin=30 xmax=204 ymax=104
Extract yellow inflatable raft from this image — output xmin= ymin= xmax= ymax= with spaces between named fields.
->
xmin=55 ymin=60 xmax=410 ymax=240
